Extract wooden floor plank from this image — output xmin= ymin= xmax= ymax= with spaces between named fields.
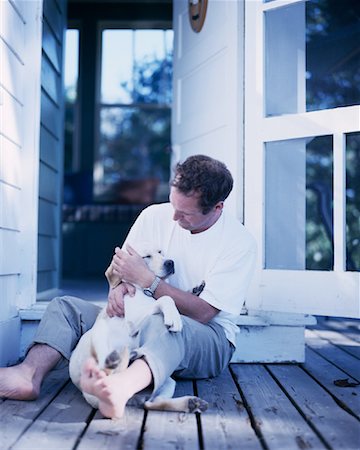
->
xmin=268 ymin=364 xmax=360 ymax=450
xmin=141 ymin=380 xmax=200 ymax=449
xmin=198 ymin=366 xmax=262 ymax=450
xmin=309 ymin=327 xmax=360 ymax=359
xmin=77 ymin=407 xmax=144 ymax=449
xmin=306 ymin=329 xmax=360 ymax=380
xmin=232 ymin=364 xmax=326 ymax=450
xmin=303 ymin=347 xmax=360 ymax=418
xmin=12 ymin=382 xmax=93 ymax=450
xmin=0 ymin=368 xmax=69 ymax=449
xmin=316 ymin=318 xmax=360 ymax=341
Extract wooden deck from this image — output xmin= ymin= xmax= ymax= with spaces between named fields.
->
xmin=1 ymin=317 xmax=359 ymax=450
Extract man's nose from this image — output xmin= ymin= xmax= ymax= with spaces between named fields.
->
xmin=173 ymin=210 xmax=182 ymax=221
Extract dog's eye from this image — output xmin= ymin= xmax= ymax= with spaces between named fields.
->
xmin=158 ymin=250 xmax=162 ymax=254
xmin=143 ymin=255 xmax=152 ymax=260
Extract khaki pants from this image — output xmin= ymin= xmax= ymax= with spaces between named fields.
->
xmin=33 ymin=296 xmax=234 ymax=394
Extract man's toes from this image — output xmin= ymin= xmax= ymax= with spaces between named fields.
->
xmin=188 ymin=397 xmax=208 ymax=413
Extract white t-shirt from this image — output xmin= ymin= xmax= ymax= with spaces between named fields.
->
xmin=123 ymin=203 xmax=257 ymax=346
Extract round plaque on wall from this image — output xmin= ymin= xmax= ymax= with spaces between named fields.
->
xmin=188 ymin=0 xmax=208 ymax=33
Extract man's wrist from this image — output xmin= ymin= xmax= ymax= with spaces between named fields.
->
xmin=143 ymin=276 xmax=161 ymax=297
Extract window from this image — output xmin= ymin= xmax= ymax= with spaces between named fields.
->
xmin=265 ymin=0 xmax=360 ymax=117
xmin=346 ymin=132 xmax=360 ymax=271
xmin=64 ymin=29 xmax=79 ymax=173
xmin=265 ymin=136 xmax=334 ymax=270
xmin=94 ymin=29 xmax=173 ymax=204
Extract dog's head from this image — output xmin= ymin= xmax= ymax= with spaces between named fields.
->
xmin=141 ymin=249 xmax=175 ymax=280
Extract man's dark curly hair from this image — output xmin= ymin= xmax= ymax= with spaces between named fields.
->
xmin=171 ymin=155 xmax=233 ymax=214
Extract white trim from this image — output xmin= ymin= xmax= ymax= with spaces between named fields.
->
xmin=333 ymin=133 xmax=346 ymax=272
xmin=262 ymin=0 xmax=306 ymax=12
xmin=262 ymin=106 xmax=360 ymax=141
xmin=17 ymin=0 xmax=43 ymax=309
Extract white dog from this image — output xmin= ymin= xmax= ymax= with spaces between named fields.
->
xmin=69 ymin=244 xmax=208 ymax=414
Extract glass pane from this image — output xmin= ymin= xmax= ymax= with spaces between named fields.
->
xmin=101 ymin=29 xmax=173 ymax=104
xmin=94 ymin=106 xmax=171 ymax=204
xmin=265 ymin=0 xmax=360 ymax=116
xmin=265 ymin=136 xmax=333 ymax=270
xmin=265 ymin=2 xmax=306 ymax=116
xmin=346 ymin=133 xmax=360 ymax=271
xmin=307 ymin=0 xmax=360 ymax=111
xmin=64 ymin=29 xmax=79 ymax=173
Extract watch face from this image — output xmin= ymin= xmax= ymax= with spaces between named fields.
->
xmin=143 ymin=289 xmax=153 ymax=297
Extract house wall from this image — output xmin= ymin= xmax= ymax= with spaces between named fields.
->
xmin=37 ymin=0 xmax=67 ymax=293
xmin=172 ymin=0 xmax=244 ymax=219
xmin=0 ymin=0 xmax=43 ymax=365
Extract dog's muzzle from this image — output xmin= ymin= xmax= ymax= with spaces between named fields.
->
xmin=164 ymin=259 xmax=175 ymax=275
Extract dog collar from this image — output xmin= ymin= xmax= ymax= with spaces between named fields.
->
xmin=143 ymin=276 xmax=161 ymax=297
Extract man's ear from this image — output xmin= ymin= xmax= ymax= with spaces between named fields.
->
xmin=215 ymin=201 xmax=224 ymax=212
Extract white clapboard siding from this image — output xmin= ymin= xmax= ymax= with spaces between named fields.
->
xmin=0 ymin=39 xmax=24 ymax=104
xmin=0 ymin=135 xmax=21 ymax=188
xmin=0 ymin=0 xmax=43 ymax=366
xmin=172 ymin=0 xmax=243 ymax=217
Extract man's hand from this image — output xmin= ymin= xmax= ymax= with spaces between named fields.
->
xmin=111 ymin=244 xmax=154 ymax=288
xmin=106 ymin=282 xmax=136 ymax=317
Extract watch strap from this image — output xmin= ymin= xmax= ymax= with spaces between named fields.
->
xmin=143 ymin=276 xmax=161 ymax=297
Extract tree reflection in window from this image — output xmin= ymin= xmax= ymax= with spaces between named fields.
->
xmin=306 ymin=0 xmax=360 ymax=111
xmin=94 ymin=29 xmax=173 ymax=205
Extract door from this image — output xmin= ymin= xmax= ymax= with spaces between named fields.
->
xmin=244 ymin=0 xmax=360 ymax=317
xmin=172 ymin=0 xmax=244 ymax=215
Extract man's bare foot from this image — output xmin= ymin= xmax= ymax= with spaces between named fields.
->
xmin=0 ymin=364 xmax=40 ymax=400
xmin=80 ymin=358 xmax=131 ymax=419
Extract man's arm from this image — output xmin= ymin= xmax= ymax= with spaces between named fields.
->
xmin=111 ymin=244 xmax=219 ymax=324
xmin=153 ymin=280 xmax=219 ymax=324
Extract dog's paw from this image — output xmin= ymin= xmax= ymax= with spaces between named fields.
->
xmin=164 ymin=314 xmax=183 ymax=332
xmin=188 ymin=396 xmax=208 ymax=413
xmin=104 ymin=350 xmax=121 ymax=369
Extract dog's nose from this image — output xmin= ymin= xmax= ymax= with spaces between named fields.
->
xmin=164 ymin=259 xmax=175 ymax=274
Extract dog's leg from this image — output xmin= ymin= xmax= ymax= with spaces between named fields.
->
xmin=151 ymin=296 xmax=183 ymax=332
xmin=143 ymin=377 xmax=208 ymax=413
xmin=144 ymin=395 xmax=208 ymax=413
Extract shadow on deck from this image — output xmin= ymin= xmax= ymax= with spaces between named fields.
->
xmin=1 ymin=318 xmax=359 ymax=449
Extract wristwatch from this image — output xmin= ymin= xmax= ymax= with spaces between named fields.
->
xmin=143 ymin=276 xmax=161 ymax=297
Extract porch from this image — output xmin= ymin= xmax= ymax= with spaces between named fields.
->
xmin=1 ymin=317 xmax=359 ymax=450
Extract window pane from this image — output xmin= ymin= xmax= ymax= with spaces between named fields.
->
xmin=307 ymin=0 xmax=360 ymax=111
xmin=94 ymin=107 xmax=171 ymax=204
xmin=265 ymin=2 xmax=306 ymax=116
xmin=346 ymin=133 xmax=360 ymax=271
xmin=265 ymin=136 xmax=333 ymax=270
xmin=64 ymin=29 xmax=79 ymax=173
xmin=265 ymin=0 xmax=360 ymax=116
xmin=101 ymin=29 xmax=173 ymax=104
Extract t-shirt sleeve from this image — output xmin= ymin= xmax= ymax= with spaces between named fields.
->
xmin=200 ymin=238 xmax=257 ymax=315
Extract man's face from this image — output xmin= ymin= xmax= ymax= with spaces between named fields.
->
xmin=169 ymin=187 xmax=223 ymax=234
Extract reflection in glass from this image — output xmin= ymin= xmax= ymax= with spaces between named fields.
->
xmin=95 ymin=107 xmax=171 ymax=204
xmin=265 ymin=0 xmax=360 ymax=116
xmin=97 ymin=28 xmax=173 ymax=204
xmin=64 ymin=29 xmax=79 ymax=172
xmin=265 ymin=136 xmax=333 ymax=270
xmin=101 ymin=29 xmax=173 ymax=105
xmin=346 ymin=133 xmax=360 ymax=271
xmin=307 ymin=0 xmax=360 ymax=111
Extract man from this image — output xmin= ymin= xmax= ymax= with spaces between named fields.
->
xmin=0 ymin=155 xmax=256 ymax=418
